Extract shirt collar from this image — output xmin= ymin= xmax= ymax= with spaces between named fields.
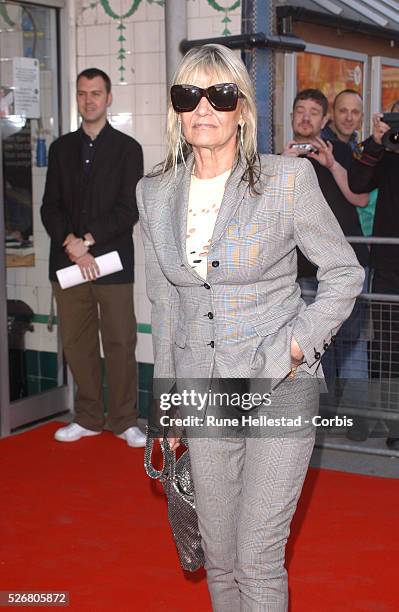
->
xmin=79 ymin=120 xmax=110 ymax=143
xmin=322 ymin=123 xmax=358 ymax=144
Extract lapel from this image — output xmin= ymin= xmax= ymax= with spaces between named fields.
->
xmin=169 ymin=155 xmax=195 ymax=269
xmin=67 ymin=131 xmax=82 ymax=192
xmin=89 ymin=123 xmax=114 ymax=182
xmin=210 ymin=153 xmax=279 ymax=244
xmin=167 ymin=151 xmax=279 ymax=276
xmin=211 ymin=155 xmax=249 ymax=244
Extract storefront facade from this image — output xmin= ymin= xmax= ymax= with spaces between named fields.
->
xmin=274 ymin=0 xmax=399 ymax=148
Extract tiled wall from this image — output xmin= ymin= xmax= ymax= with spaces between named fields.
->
xmin=3 ymin=0 xmax=242 ymax=413
xmin=24 ymin=350 xmax=58 ymax=396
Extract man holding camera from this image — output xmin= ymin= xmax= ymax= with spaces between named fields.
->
xmin=283 ymin=89 xmax=370 ymax=436
xmin=349 ymin=109 xmax=399 ymax=449
xmin=283 ymin=88 xmax=369 ymax=277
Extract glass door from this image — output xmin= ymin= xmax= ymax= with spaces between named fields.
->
xmin=0 ymin=1 xmax=72 ymax=436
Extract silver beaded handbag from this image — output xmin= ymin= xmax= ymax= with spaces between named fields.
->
xmin=144 ymin=430 xmax=205 ymax=572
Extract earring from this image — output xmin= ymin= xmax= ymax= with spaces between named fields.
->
xmin=239 ymin=121 xmax=245 ymax=148
xmin=176 ymin=117 xmax=187 ymax=169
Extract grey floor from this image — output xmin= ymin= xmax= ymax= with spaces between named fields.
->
xmin=310 ymin=408 xmax=399 ymax=478
xmin=311 ymin=434 xmax=399 ymax=479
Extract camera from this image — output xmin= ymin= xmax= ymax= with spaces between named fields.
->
xmin=290 ymin=143 xmax=318 ymax=154
xmin=381 ymin=113 xmax=399 ymax=152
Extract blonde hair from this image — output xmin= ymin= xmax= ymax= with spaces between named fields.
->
xmin=158 ymin=44 xmax=259 ymax=190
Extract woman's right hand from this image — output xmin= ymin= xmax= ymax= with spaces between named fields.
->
xmin=158 ymin=436 xmax=181 ymax=451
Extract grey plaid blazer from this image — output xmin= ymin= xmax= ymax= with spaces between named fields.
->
xmin=137 ymin=153 xmax=364 ymax=386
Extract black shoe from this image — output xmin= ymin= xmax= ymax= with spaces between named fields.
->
xmin=346 ymin=418 xmax=369 ymax=442
xmin=346 ymin=428 xmax=369 ymax=442
xmin=386 ymin=437 xmax=399 ymax=450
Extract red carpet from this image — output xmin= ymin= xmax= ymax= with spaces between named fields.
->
xmin=0 ymin=422 xmax=398 ymax=611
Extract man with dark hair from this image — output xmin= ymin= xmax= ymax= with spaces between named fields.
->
xmin=77 ymin=67 xmax=112 ymax=93
xmin=349 ymin=111 xmax=399 ymax=449
xmin=283 ymin=88 xmax=370 ymax=437
xmin=292 ymin=88 xmax=329 ymax=116
xmin=322 ymin=89 xmax=363 ymax=150
xmin=41 ymin=68 xmax=145 ymax=447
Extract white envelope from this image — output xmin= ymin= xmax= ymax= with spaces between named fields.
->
xmin=56 ymin=251 xmax=123 ymax=289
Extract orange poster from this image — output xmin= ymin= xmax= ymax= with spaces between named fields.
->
xmin=381 ymin=64 xmax=399 ymax=112
xmin=296 ymin=52 xmax=363 ymax=109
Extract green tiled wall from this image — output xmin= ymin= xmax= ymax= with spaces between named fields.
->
xmin=23 ymin=349 xmax=153 ymax=417
xmin=25 ymin=350 xmax=58 ymax=396
xmin=138 ymin=362 xmax=154 ymax=417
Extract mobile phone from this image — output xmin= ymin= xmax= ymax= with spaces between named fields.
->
xmin=290 ymin=143 xmax=318 ymax=153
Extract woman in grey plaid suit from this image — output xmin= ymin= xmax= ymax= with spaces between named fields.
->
xmin=137 ymin=45 xmax=364 ymax=611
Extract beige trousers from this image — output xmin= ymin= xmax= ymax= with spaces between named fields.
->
xmin=53 ymin=282 xmax=138 ymax=434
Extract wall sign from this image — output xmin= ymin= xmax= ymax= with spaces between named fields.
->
xmin=13 ymin=57 xmax=40 ymax=119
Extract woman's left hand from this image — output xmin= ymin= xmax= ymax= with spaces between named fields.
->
xmin=291 ymin=336 xmax=304 ymax=368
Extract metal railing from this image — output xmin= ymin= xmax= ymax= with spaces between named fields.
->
xmin=302 ymin=236 xmax=399 ymax=458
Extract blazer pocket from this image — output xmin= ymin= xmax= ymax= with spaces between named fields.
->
xmin=252 ymin=309 xmax=298 ymax=337
xmin=174 ymin=328 xmax=186 ymax=348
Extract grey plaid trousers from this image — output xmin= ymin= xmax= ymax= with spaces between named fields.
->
xmin=186 ymin=375 xmax=319 ymax=611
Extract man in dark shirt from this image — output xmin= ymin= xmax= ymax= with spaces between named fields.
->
xmin=283 ymin=88 xmax=369 ymax=437
xmin=321 ymin=89 xmax=363 ymax=151
xmin=41 ymin=68 xmax=145 ymax=447
xmin=348 ymin=111 xmax=399 ymax=449
xmin=322 ymin=90 xmax=378 ymax=239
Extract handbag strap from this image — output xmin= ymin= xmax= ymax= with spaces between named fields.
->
xmin=144 ymin=426 xmax=176 ymax=480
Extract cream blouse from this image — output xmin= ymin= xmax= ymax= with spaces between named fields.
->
xmin=186 ymin=169 xmax=230 ymax=279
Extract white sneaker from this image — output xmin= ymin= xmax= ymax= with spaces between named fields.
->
xmin=54 ymin=423 xmax=102 ymax=442
xmin=116 ymin=426 xmax=146 ymax=448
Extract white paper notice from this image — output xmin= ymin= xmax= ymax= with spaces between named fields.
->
xmin=56 ymin=251 xmax=123 ymax=289
xmin=13 ymin=58 xmax=40 ymax=118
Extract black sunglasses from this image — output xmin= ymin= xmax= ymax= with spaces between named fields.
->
xmin=171 ymin=83 xmax=241 ymax=112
